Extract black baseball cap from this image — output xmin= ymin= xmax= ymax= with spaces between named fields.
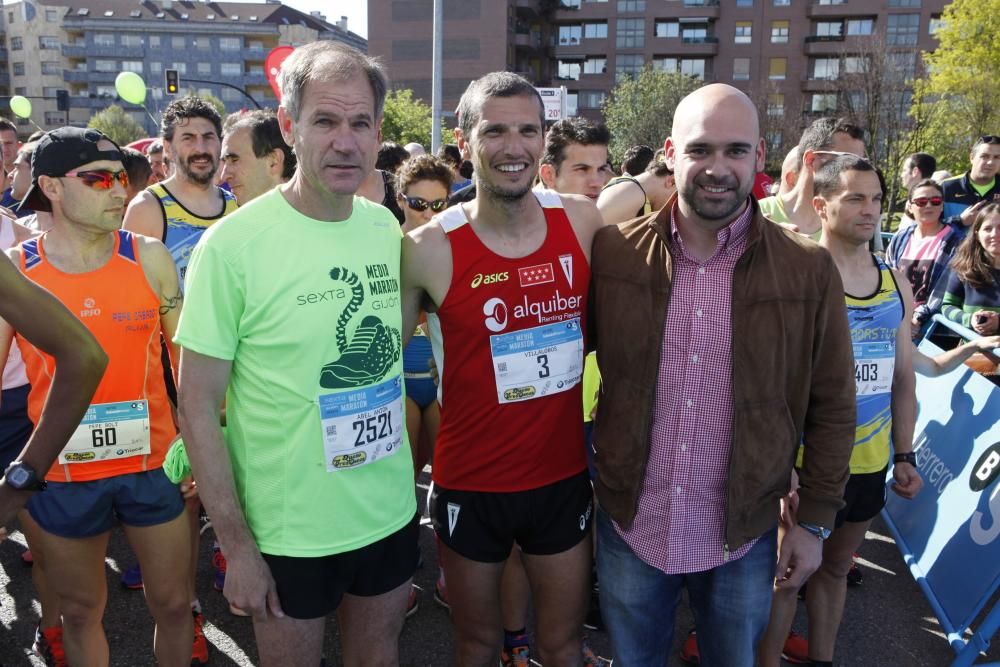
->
xmin=20 ymin=127 xmax=123 ymax=212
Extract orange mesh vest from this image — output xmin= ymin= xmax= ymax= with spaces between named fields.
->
xmin=16 ymin=230 xmax=176 ymax=482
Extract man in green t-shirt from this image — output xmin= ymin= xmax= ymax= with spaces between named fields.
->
xmin=174 ymin=42 xmax=417 ymax=667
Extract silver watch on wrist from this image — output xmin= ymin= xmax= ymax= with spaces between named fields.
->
xmin=798 ymin=521 xmax=831 ymax=541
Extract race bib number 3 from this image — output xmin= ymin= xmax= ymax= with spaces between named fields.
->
xmin=490 ymin=318 xmax=584 ymax=404
xmin=59 ymin=400 xmax=151 ymax=464
xmin=319 ymin=376 xmax=404 ymax=472
xmin=853 ymin=342 xmax=894 ymax=396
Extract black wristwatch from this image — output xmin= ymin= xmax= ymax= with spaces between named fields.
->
xmin=3 ymin=461 xmax=47 ymax=491
xmin=893 ymin=452 xmax=917 ymax=466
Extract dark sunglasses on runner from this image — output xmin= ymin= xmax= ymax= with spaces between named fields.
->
xmin=402 ymin=195 xmax=448 ymax=213
xmin=911 ymin=196 xmax=943 ymax=208
xmin=63 ymin=168 xmax=130 ymax=190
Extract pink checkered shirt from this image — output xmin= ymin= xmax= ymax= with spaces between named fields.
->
xmin=616 ymin=200 xmax=758 ymax=574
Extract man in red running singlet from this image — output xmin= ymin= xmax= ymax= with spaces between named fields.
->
xmin=401 ymin=72 xmax=604 ymax=666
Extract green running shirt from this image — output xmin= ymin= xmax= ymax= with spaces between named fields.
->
xmin=175 ymin=189 xmax=415 ymax=557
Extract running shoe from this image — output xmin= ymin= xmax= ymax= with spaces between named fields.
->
xmin=192 ymin=610 xmax=209 ymax=666
xmin=500 ymin=644 xmax=531 ymax=667
xmin=121 ymin=563 xmax=144 ymax=590
xmin=433 ymin=574 xmax=450 ymax=610
xmin=847 ymin=555 xmax=864 ymax=586
xmin=679 ymin=629 xmax=699 ymax=664
xmin=781 ymin=631 xmax=810 ymax=664
xmin=406 ymin=585 xmax=419 ymax=618
xmin=582 ymin=635 xmax=601 ymax=667
xmin=211 ymin=547 xmax=227 ymax=592
xmin=33 ymin=624 xmax=67 ymax=667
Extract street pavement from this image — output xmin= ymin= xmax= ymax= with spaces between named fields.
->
xmin=1 ymin=474 xmax=997 ymax=666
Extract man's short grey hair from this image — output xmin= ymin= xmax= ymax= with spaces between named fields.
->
xmin=278 ymin=42 xmax=389 ymax=122
xmin=456 ymin=72 xmax=544 ymax=138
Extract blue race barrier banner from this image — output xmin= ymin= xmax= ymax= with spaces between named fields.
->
xmin=884 ymin=320 xmax=1000 ymax=662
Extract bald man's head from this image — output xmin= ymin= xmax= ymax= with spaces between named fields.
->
xmin=666 ymin=84 xmax=765 ymax=226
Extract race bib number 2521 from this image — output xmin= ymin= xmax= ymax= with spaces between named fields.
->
xmin=319 ymin=376 xmax=404 ymax=472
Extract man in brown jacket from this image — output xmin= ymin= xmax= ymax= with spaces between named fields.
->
xmin=590 ymin=84 xmax=856 ymax=666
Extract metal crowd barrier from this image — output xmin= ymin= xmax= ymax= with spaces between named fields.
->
xmin=882 ymin=315 xmax=1000 ymax=666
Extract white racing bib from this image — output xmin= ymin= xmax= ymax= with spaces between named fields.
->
xmin=319 ymin=375 xmax=404 ymax=472
xmin=490 ymin=318 xmax=583 ymax=404
xmin=853 ymin=341 xmax=894 ymax=397
xmin=59 ymin=400 xmax=151 ymax=464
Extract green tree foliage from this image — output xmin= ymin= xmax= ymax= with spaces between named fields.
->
xmin=908 ymin=0 xmax=1000 ymax=174
xmin=87 ymin=105 xmax=146 ymax=146
xmin=603 ymin=67 xmax=704 ymax=165
xmin=381 ymin=89 xmax=434 ymax=147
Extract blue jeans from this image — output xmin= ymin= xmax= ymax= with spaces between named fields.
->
xmin=596 ymin=507 xmax=776 ymax=667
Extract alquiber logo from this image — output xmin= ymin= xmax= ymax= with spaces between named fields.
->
xmin=483 ymin=297 xmax=508 ymax=332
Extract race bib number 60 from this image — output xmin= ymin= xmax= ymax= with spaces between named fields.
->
xmin=319 ymin=376 xmax=404 ymax=472
xmin=490 ymin=318 xmax=584 ymax=404
xmin=59 ymin=400 xmax=151 ymax=464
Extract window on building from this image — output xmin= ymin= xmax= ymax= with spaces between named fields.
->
xmin=579 ymin=90 xmax=605 ymax=109
xmin=120 ymin=61 xmax=143 ymax=74
xmin=767 ymin=93 xmax=784 ymax=116
xmin=40 ymin=61 xmax=60 ymax=75
xmin=615 ymin=53 xmax=644 ymax=80
xmin=583 ymin=57 xmax=607 ymax=74
xmin=767 ymin=131 xmax=782 ymax=153
xmin=149 ymin=35 xmax=161 ymax=48
xmin=11 ymin=62 xmax=24 ymax=76
xmin=889 ymin=51 xmax=916 ymax=79
xmin=220 ymin=37 xmax=241 ymax=50
xmin=193 ymin=38 xmax=210 ymax=50
xmin=558 ymin=60 xmax=582 ymax=80
xmin=197 ymin=88 xmax=213 ymax=99
xmin=150 ymin=62 xmax=162 ymax=73
xmin=769 ymin=57 xmax=787 ymax=79
xmin=221 ymin=87 xmax=243 ymax=102
xmin=39 ymin=36 xmax=59 ymax=49
xmin=171 ymin=36 xmax=186 ymax=50
xmin=584 ymin=22 xmax=608 ymax=39
xmin=815 ymin=21 xmax=843 ymax=37
xmin=889 ymin=0 xmax=920 ymax=6
xmin=817 ymin=0 xmax=846 ymax=4
xmin=681 ymin=23 xmax=708 ymax=40
xmin=843 ymin=56 xmax=866 ymax=74
xmin=248 ymin=40 xmax=264 ymax=50
xmin=887 ymin=13 xmax=919 ymax=45
xmin=680 ymin=58 xmax=707 ymax=79
xmin=561 ymin=0 xmax=581 ymax=8
xmin=653 ymin=56 xmax=677 ymax=72
xmin=45 ymin=9 xmax=58 ymax=21
xmin=248 ymin=65 xmax=264 ymax=75
xmin=733 ymin=58 xmax=750 ymax=80
xmin=810 ymin=93 xmax=838 ymax=113
xmin=172 ymin=62 xmax=188 ymax=75
xmin=559 ymin=25 xmax=582 ymax=44
xmin=616 ymin=18 xmax=645 ymax=48
xmin=773 ymin=0 xmax=790 ymax=5
xmin=220 ymin=63 xmax=242 ymax=76
xmin=735 ymin=21 xmax=752 ymax=44
xmin=198 ymin=62 xmax=212 ymax=75
xmin=10 ymin=37 xmax=22 ymax=51
xmin=7 ymin=11 xmax=13 ymax=24
xmin=929 ymin=15 xmax=943 ymax=34
xmin=95 ymin=85 xmax=116 ymax=96
xmin=44 ymin=111 xmax=64 ymax=125
xmin=617 ymin=0 xmax=645 ymax=11
xmin=736 ymin=0 xmax=753 ymax=6
xmin=655 ymin=21 xmax=679 ymax=38
xmin=94 ymin=34 xmax=115 ymax=47
xmin=771 ymin=20 xmax=789 ymax=43
xmin=846 ymin=18 xmax=874 ymax=35
xmin=42 ymin=86 xmax=59 ymax=97
xmin=120 ymin=34 xmax=142 ymax=47
xmin=811 ymin=57 xmax=839 ymax=79
xmin=94 ymin=60 xmax=116 ymax=73
xmin=565 ymin=92 xmax=578 ymax=117
xmin=14 ymin=87 xmax=25 ymax=95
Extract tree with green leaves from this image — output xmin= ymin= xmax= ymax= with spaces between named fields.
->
xmin=87 ymin=105 xmax=146 ymax=146
xmin=381 ymin=89 xmax=435 ymax=147
xmin=908 ymin=0 xmax=1000 ymax=174
xmin=602 ymin=67 xmax=704 ymax=165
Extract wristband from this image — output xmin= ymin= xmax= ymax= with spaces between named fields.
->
xmin=893 ymin=452 xmax=917 ymax=466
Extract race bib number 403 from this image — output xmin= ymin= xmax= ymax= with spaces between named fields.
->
xmin=319 ymin=376 xmax=404 ymax=472
xmin=490 ymin=318 xmax=583 ymax=404
xmin=854 ymin=341 xmax=894 ymax=396
xmin=59 ymin=400 xmax=151 ymax=464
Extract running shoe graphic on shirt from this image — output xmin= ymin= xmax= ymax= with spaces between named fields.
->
xmin=319 ymin=266 xmax=402 ymax=389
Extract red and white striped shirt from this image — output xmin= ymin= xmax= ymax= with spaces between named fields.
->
xmin=617 ymin=201 xmax=757 ymax=574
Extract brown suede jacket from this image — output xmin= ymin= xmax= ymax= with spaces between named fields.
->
xmin=590 ymin=196 xmax=856 ymax=551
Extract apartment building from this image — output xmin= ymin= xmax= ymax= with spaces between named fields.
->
xmin=0 ymin=0 xmax=367 ymax=137
xmin=370 ymin=0 xmax=946 ymax=151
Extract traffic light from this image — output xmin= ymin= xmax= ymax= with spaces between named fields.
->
xmin=165 ymin=69 xmax=179 ymax=96
xmin=56 ymin=89 xmax=69 ymax=112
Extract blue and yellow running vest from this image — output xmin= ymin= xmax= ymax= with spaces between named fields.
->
xmin=149 ymin=182 xmax=237 ymax=289
xmin=847 ymin=255 xmax=904 ymax=474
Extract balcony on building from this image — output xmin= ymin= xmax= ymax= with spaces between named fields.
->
xmin=803 ymin=33 xmax=845 ymax=55
xmin=806 ymin=0 xmax=866 ymax=18
xmin=681 ymin=35 xmax=719 ymax=56
xmin=514 ymin=22 xmax=544 ymax=53
xmin=678 ymin=0 xmax=720 ymax=19
xmin=514 ymin=0 xmax=542 ymax=19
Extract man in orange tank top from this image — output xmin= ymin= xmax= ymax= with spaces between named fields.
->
xmin=0 ymin=127 xmax=195 ymax=667
xmin=401 ymin=72 xmax=606 ymax=667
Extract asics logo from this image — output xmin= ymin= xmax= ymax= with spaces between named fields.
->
xmin=471 ymin=271 xmax=509 ymax=289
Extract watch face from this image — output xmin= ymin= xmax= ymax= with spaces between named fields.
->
xmin=8 ymin=467 xmax=29 ymax=486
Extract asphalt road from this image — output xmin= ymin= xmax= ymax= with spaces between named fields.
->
xmin=1 ymin=475 xmax=997 ymax=666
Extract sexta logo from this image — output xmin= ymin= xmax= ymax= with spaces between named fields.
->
xmin=970 ymin=442 xmax=1000 ymax=492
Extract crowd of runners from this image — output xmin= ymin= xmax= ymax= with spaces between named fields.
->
xmin=0 ymin=40 xmax=999 ymax=667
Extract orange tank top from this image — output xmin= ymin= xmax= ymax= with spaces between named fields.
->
xmin=16 ymin=230 xmax=176 ymax=482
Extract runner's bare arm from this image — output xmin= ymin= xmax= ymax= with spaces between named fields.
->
xmin=913 ymin=336 xmax=1000 ymax=376
xmin=560 ymin=194 xmax=607 ymax=263
xmin=401 ymin=221 xmax=452 ymax=348
xmin=178 ymin=348 xmax=284 ymax=620
xmin=890 ymin=270 xmax=921 ymax=499
xmin=596 ymin=179 xmax=645 ymax=226
xmin=122 ymin=190 xmax=166 ymax=240
xmin=0 ymin=250 xmax=107 ymax=524
xmin=136 ymin=236 xmax=183 ymax=382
